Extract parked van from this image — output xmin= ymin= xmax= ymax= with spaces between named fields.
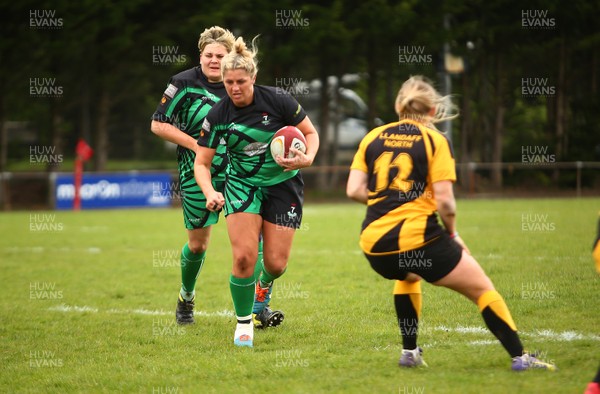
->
xmin=291 ymin=76 xmax=378 ymax=160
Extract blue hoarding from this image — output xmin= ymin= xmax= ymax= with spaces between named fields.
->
xmin=54 ymin=172 xmax=173 ymax=210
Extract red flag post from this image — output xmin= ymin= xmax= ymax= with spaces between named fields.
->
xmin=74 ymin=139 xmax=93 ymax=210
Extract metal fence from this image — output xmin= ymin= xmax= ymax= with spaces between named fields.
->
xmin=1 ymin=161 xmax=599 ymax=210
xmin=453 ymin=161 xmax=600 ymax=197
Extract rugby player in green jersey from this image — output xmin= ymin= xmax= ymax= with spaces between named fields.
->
xmin=195 ymin=36 xmax=320 ymax=347
xmin=151 ymin=27 xmax=283 ymax=328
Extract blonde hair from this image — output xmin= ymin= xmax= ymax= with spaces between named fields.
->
xmin=221 ymin=36 xmax=259 ymax=78
xmin=394 ymin=75 xmax=457 ymax=124
xmin=198 ymin=26 xmax=235 ymax=53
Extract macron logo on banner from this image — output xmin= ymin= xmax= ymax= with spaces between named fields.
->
xmin=55 ymin=173 xmax=173 ymax=210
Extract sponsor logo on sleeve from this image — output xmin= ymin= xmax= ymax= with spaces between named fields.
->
xmin=164 ymin=84 xmax=178 ymax=98
xmin=201 ymin=119 xmax=211 ymax=132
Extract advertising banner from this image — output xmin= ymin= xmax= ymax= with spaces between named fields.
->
xmin=54 ymin=173 xmax=173 ymax=210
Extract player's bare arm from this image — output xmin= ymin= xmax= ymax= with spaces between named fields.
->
xmin=194 ymin=146 xmax=224 ymax=211
xmin=432 ymin=180 xmax=456 ymax=232
xmin=276 ymin=117 xmax=320 ymax=171
xmin=346 ymin=169 xmax=368 ymax=204
xmin=433 ymin=180 xmax=470 ymax=254
xmin=150 ymin=120 xmax=200 ymax=154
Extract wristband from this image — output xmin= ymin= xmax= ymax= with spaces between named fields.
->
xmin=449 ymin=231 xmax=459 ymax=239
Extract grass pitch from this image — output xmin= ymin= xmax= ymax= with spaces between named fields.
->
xmin=1 ymin=198 xmax=599 ymax=393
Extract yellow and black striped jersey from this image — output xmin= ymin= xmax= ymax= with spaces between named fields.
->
xmin=350 ymin=119 xmax=456 ymax=255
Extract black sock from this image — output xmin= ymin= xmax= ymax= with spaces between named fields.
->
xmin=593 ymin=365 xmax=600 ymax=383
xmin=481 ymin=306 xmax=523 ymax=358
xmin=394 ymin=294 xmax=419 ymax=350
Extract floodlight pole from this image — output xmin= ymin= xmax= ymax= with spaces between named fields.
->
xmin=442 ymin=14 xmax=452 ymax=145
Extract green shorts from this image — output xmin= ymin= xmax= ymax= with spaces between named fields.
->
xmin=224 ymin=173 xmax=304 ymax=229
xmin=179 ymin=156 xmax=225 ymax=230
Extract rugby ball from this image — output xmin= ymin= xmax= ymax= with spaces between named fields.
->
xmin=270 ymin=126 xmax=307 ymax=160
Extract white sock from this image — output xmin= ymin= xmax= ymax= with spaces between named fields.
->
xmin=236 ymin=315 xmax=252 ymax=324
xmin=234 ymin=320 xmax=254 ymax=340
xmin=180 ymin=288 xmax=195 ymax=301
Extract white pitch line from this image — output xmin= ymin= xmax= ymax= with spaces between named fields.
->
xmin=434 ymin=324 xmax=599 ymax=342
xmin=48 ymin=304 xmax=98 ymax=313
xmin=468 ymin=340 xmax=498 ymax=346
xmin=435 ymin=326 xmax=599 ymax=343
xmin=530 ymin=329 xmax=600 ymax=342
xmin=48 ymin=304 xmax=234 ymax=318
xmin=47 ymin=304 xmax=599 ymax=342
xmin=4 ymin=246 xmax=102 ymax=253
xmin=436 ymin=325 xmax=489 ymax=334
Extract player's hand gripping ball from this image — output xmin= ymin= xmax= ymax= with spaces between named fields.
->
xmin=270 ymin=126 xmax=307 ymax=161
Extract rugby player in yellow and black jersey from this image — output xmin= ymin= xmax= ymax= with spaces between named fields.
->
xmin=351 ymin=119 xmax=456 ymax=256
xmin=586 ymin=216 xmax=600 ymax=393
xmin=347 ymin=75 xmax=556 ymax=371
xmin=594 ymin=214 xmax=600 ymax=274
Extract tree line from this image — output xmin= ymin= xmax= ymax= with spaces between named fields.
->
xmin=1 ymin=0 xmax=598 ymax=189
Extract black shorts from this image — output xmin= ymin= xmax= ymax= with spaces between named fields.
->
xmin=225 ymin=172 xmax=304 ymax=229
xmin=365 ymin=232 xmax=463 ymax=283
xmin=262 ymin=173 xmax=304 ymax=229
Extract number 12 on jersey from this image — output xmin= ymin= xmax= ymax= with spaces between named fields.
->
xmin=372 ymin=152 xmax=414 ymax=193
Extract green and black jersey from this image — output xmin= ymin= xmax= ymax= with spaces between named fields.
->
xmin=198 ymin=85 xmax=307 ymax=187
xmin=152 ymin=67 xmax=227 ymax=180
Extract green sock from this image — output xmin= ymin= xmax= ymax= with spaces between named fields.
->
xmin=253 ymin=239 xmax=264 ymax=281
xmin=229 ymin=274 xmax=255 ymax=317
xmin=180 ymin=243 xmax=206 ymax=301
xmin=260 ymin=266 xmax=285 ymax=287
